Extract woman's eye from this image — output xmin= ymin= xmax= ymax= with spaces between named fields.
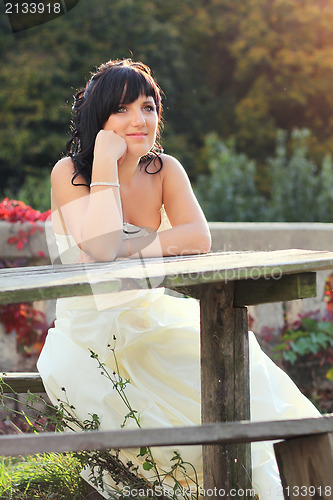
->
xmin=117 ymin=106 xmax=127 ymax=113
xmin=144 ymin=105 xmax=155 ymax=112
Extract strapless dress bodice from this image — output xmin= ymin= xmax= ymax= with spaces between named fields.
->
xmin=54 ymin=206 xmax=171 ymax=265
xmin=54 ymin=222 xmax=150 ymax=265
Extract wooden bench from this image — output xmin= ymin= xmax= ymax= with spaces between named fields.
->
xmin=1 ymin=249 xmax=333 ymax=499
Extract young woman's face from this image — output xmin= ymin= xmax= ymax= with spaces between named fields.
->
xmin=103 ymin=94 xmax=158 ymax=160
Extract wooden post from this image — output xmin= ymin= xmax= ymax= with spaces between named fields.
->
xmin=200 ymin=282 xmax=251 ymax=499
xmin=274 ymin=433 xmax=333 ymax=500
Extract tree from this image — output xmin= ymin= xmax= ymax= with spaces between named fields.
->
xmin=0 ymin=0 xmax=189 ymax=194
xmin=230 ymin=0 xmax=333 ymax=160
xmin=2 ymin=0 xmax=333 ymax=210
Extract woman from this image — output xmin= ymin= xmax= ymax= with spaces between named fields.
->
xmin=38 ymin=59 xmax=320 ymax=499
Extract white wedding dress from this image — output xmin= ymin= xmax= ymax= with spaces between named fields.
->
xmin=37 ymin=213 xmax=321 ymax=499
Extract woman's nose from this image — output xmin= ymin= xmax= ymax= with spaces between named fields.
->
xmin=131 ymin=109 xmax=146 ymax=126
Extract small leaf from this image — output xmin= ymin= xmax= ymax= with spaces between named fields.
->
xmin=301 ymin=317 xmax=318 ymax=332
xmin=283 ymin=351 xmax=298 ymax=364
xmin=326 ymin=366 xmax=333 ymax=380
xmin=273 ymin=343 xmax=288 ymax=352
xmin=318 ymin=322 xmax=333 ymax=336
xmin=143 ymin=461 xmax=154 ymax=471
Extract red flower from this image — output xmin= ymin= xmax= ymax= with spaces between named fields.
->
xmin=8 ymin=229 xmax=30 ymax=250
xmin=0 ymin=198 xmax=51 ymax=223
xmin=0 ymin=303 xmax=50 ymax=355
xmin=1 ymin=198 xmax=51 ymax=251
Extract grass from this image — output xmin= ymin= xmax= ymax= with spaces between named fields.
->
xmin=0 ymin=452 xmax=88 ymax=499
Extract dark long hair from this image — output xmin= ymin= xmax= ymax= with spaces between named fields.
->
xmin=66 ymin=59 xmax=164 ymax=186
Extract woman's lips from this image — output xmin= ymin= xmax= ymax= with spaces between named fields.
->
xmin=126 ymin=133 xmax=148 ymax=138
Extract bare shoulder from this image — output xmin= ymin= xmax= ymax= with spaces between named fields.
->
xmin=161 ymin=153 xmax=184 ymax=171
xmin=160 ymin=154 xmax=190 ymax=182
xmin=51 ymin=157 xmax=88 ymax=190
xmin=51 ymin=157 xmax=89 ymax=208
xmin=51 ymin=157 xmax=75 ymax=184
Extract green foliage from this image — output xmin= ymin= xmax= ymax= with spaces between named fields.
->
xmin=266 ymin=129 xmax=318 ymax=221
xmin=0 ymin=0 xmax=197 ymax=193
xmin=229 ymin=0 xmax=333 ymax=160
xmin=194 ymin=133 xmax=264 ymax=222
xmin=266 ymin=129 xmax=333 ymax=221
xmin=4 ymin=173 xmax=51 ymax=213
xmin=3 ymin=0 xmax=333 ymax=203
xmin=0 ymin=453 xmax=87 ymax=499
xmin=273 ymin=316 xmax=333 ymax=380
xmin=316 ymin=153 xmax=333 ymax=222
xmin=194 ymin=129 xmax=333 ymax=222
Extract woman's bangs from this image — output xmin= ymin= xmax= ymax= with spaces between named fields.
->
xmin=121 ymin=70 xmax=158 ymax=106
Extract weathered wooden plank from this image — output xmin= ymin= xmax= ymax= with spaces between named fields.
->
xmin=234 ymin=273 xmax=317 ymax=306
xmin=1 ymin=373 xmax=45 ymax=393
xmin=274 ymin=432 xmax=333 ymax=499
xmin=0 ymin=416 xmax=332 ymax=458
xmin=0 ymin=281 xmax=121 ymax=305
xmin=233 ymin=305 xmax=251 ymax=490
xmin=200 ymin=282 xmax=251 ymax=498
xmin=1 ymin=250 xmax=333 ymax=304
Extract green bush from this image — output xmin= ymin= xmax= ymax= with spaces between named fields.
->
xmin=0 ymin=453 xmax=87 ymax=499
xmin=316 ymin=153 xmax=333 ymax=222
xmin=194 ymin=133 xmax=264 ymax=222
xmin=267 ymin=129 xmax=320 ymax=221
xmin=194 ymin=129 xmax=333 ymax=222
xmin=273 ymin=316 xmax=333 ymax=369
xmin=5 ymin=172 xmax=51 ymax=213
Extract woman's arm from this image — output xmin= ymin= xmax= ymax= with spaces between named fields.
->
xmin=117 ymin=154 xmax=211 ymax=258
xmin=51 ymin=130 xmax=126 ymax=261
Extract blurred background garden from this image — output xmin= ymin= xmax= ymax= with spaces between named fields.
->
xmin=1 ymin=0 xmax=333 ymax=221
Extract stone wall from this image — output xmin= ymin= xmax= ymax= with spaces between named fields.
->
xmin=0 ymin=221 xmax=54 ymax=373
xmin=2 ymin=220 xmax=332 ymax=258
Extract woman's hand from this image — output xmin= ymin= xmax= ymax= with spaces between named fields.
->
xmin=93 ymin=129 xmax=127 ymax=166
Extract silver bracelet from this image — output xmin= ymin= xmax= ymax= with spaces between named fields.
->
xmin=90 ymin=181 xmax=120 ymax=188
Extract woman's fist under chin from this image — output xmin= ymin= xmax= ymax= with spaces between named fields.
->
xmin=94 ymin=129 xmax=127 ymax=164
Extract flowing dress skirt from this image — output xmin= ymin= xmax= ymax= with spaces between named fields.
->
xmin=37 ymin=288 xmax=321 ymax=499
